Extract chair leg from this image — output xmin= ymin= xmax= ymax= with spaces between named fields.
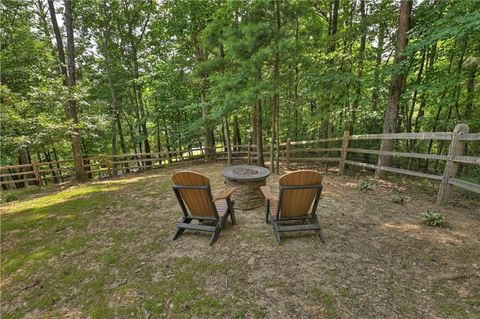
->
xmin=273 ymin=221 xmax=282 ymax=245
xmin=230 ymin=210 xmax=236 ymax=225
xmin=172 ymin=227 xmax=185 ymax=241
xmin=227 ymin=199 xmax=236 ymax=225
xmin=173 ymin=218 xmax=191 ymax=241
xmin=312 ymin=215 xmax=325 ymax=243
xmin=316 ymin=229 xmax=325 ymax=243
xmin=265 ymin=201 xmax=270 ymax=224
xmin=209 ymin=218 xmax=223 ymax=246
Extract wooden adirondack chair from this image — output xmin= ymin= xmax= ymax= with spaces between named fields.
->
xmin=171 ymin=171 xmax=237 ymax=245
xmin=260 ymin=170 xmax=324 ymax=244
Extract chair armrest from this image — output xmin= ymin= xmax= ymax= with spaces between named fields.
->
xmin=212 ymin=187 xmax=236 ymax=202
xmin=260 ymin=186 xmax=278 ymax=201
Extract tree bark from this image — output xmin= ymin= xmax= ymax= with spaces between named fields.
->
xmin=371 ymin=1 xmax=387 ymax=112
xmin=376 ymin=0 xmax=412 ymax=178
xmin=47 ymin=0 xmax=67 ymax=84
xmin=413 ymin=44 xmax=436 ymax=134
xmin=407 ymin=50 xmax=426 ymax=134
xmin=329 ymin=0 xmax=339 ymax=52
xmin=424 ymin=45 xmax=455 ymax=172
xmin=224 ymin=116 xmax=232 ymax=166
xmin=256 ymin=69 xmax=264 ymax=167
xmin=164 ymin=126 xmax=172 ymax=163
xmin=64 ymin=0 xmax=88 ymax=182
xmin=294 ymin=13 xmax=300 ymax=141
xmin=101 ymin=2 xmax=118 ymax=157
xmin=270 ymin=0 xmax=281 ymax=173
xmin=349 ymin=0 xmax=366 ymax=135
xmin=233 ymin=115 xmax=241 ymax=151
xmin=434 ymin=40 xmax=467 ymax=174
xmin=321 ymin=0 xmax=339 ymax=141
xmin=464 ymin=60 xmax=477 ymax=118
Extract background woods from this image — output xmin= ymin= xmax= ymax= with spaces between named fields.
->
xmin=1 ymin=0 xmax=479 ymax=183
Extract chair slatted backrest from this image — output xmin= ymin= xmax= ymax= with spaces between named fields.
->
xmin=172 ymin=171 xmax=217 ymax=218
xmin=278 ymin=170 xmax=323 ymax=217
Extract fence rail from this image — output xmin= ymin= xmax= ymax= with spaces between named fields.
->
xmin=1 ymin=124 xmax=479 ymax=206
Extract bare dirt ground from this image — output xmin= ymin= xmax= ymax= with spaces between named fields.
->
xmin=1 ymin=162 xmax=479 ymax=318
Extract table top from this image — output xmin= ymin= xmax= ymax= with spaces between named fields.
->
xmin=222 ymin=165 xmax=271 ymax=182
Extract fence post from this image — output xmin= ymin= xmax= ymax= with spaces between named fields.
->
xmin=339 ymin=130 xmax=350 ymax=175
xmin=32 ymin=162 xmax=41 ymax=185
xmin=285 ymin=138 xmax=291 ymax=169
xmin=106 ymin=156 xmax=113 ymax=177
xmin=436 ymin=124 xmax=469 ymax=206
xmin=247 ymin=143 xmax=251 ymax=164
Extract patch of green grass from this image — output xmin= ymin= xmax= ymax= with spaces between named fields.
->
xmin=0 ymin=185 xmax=56 ymax=204
xmin=1 ymin=192 xmax=18 ymax=203
xmin=338 ymin=287 xmax=358 ymax=299
xmin=467 ymin=297 xmax=480 ymax=307
xmin=1 ymin=184 xmax=119 ymax=231
xmin=439 ymin=303 xmax=467 ymax=317
xmin=2 ymin=236 xmax=88 ymax=275
xmin=309 ymin=288 xmax=338 ymax=318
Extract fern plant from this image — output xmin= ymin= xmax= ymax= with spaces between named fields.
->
xmin=357 ymin=179 xmax=373 ymax=191
xmin=422 ymin=210 xmax=447 ymax=228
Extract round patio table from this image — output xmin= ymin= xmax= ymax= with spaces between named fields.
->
xmin=222 ymin=165 xmax=271 ymax=210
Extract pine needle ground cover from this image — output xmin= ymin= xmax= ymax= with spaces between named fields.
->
xmin=1 ymin=163 xmax=479 ymax=318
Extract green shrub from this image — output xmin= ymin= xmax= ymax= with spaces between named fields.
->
xmin=422 ymin=210 xmax=447 ymax=228
xmin=1 ymin=193 xmax=18 ymax=203
xmin=357 ymin=179 xmax=373 ymax=191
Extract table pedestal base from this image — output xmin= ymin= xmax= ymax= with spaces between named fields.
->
xmin=225 ymin=178 xmax=266 ymax=210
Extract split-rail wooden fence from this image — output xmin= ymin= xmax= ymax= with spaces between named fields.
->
xmin=1 ymin=124 xmax=479 ymax=206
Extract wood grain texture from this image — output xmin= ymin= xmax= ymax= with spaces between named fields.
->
xmin=172 ymin=171 xmax=215 ymax=217
xmin=278 ymin=170 xmax=323 ymax=217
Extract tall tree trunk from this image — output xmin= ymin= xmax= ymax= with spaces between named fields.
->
xmin=294 ymin=13 xmax=300 ymax=141
xmin=270 ymin=96 xmax=277 ymax=172
xmin=221 ymin=124 xmax=227 ymax=151
xmin=117 ymin=116 xmax=127 ymax=154
xmin=424 ymin=45 xmax=455 ymax=172
xmin=256 ymin=69 xmax=264 ymax=167
xmin=47 ymin=0 xmax=67 ymax=84
xmin=413 ymin=44 xmax=436 ymax=134
xmin=270 ymin=0 xmax=281 ymax=173
xmin=376 ymin=0 xmax=412 ymax=178
xmin=321 ymin=0 xmax=339 ymax=141
xmin=64 ymin=0 xmax=88 ymax=182
xmin=405 ymin=50 xmax=426 ymax=169
xmin=256 ymin=99 xmax=264 ymax=166
xmin=251 ymin=106 xmax=257 ymax=146
xmin=123 ymin=111 xmax=139 ymax=154
xmin=329 ymin=0 xmax=339 ymax=51
xmin=126 ymin=19 xmax=151 ymax=162
xmin=464 ymin=61 xmax=477 ymax=118
xmin=224 ymin=116 xmax=232 ymax=166
xmin=371 ymin=1 xmax=387 ymax=112
xmin=101 ymin=3 xmax=118 ymax=157
xmin=349 ymin=0 xmax=366 ymax=134
xmin=193 ymin=39 xmax=215 ymax=161
xmin=164 ymin=126 xmax=172 ymax=164
xmin=156 ymin=119 xmax=162 ymax=153
xmin=233 ymin=115 xmax=241 ymax=151
xmin=434 ymin=40 xmax=467 ymax=174
xmin=407 ymin=50 xmax=426 ymax=134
